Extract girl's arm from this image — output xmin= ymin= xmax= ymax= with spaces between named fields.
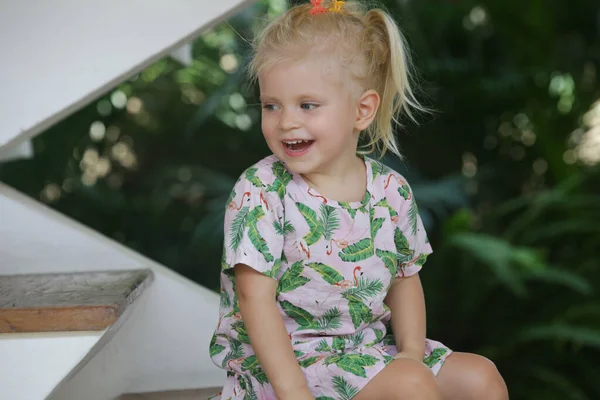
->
xmin=235 ymin=264 xmax=314 ymax=400
xmin=384 ymin=273 xmax=426 ymax=362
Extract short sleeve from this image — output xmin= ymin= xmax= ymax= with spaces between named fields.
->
xmin=222 ymin=170 xmax=284 ymax=280
xmin=388 ymin=177 xmax=433 ymax=278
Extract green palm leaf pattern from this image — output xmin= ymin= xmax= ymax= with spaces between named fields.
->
xmin=343 ymin=278 xmax=384 ymax=303
xmin=277 ymin=261 xmax=309 ymax=296
xmin=299 ymin=356 xmax=321 ymax=368
xmin=226 ymin=188 xmax=237 ymax=208
xmin=424 ymin=348 xmax=449 ymax=368
xmin=280 ymin=300 xmax=315 ymax=328
xmin=408 ymin=199 xmax=419 ymax=235
xmin=246 ymin=206 xmax=274 ymax=263
xmin=241 ymin=355 xmax=269 ymax=385
xmin=307 ymin=262 xmax=345 ymax=285
xmin=415 ymin=253 xmax=429 ymax=267
xmin=209 ymin=334 xmax=226 ymax=357
xmin=325 ymin=353 xmax=379 ymax=378
xmin=316 ymin=307 xmax=342 ymax=332
xmin=372 ymin=161 xmax=392 ymax=180
xmin=273 ymin=219 xmax=295 ymax=236
xmin=231 ymin=320 xmax=250 ymax=344
xmin=239 ymin=375 xmax=258 ymax=400
xmin=320 ymin=204 xmax=340 ymax=240
xmin=229 ymin=206 xmax=249 ymax=251
xmin=375 ymin=198 xmax=398 ymax=219
xmin=376 ymin=249 xmax=399 ymax=277
xmin=347 ymin=300 xmax=373 ymax=329
xmin=332 ymin=376 xmax=360 ymax=400
xmin=245 ymin=167 xmax=264 ymax=188
xmin=383 ymin=354 xmax=394 ymax=364
xmin=316 ymin=339 xmax=331 ymax=352
xmin=316 ymin=397 xmax=336 ymax=400
xmin=339 ymin=238 xmax=372 ymax=262
xmin=369 ymin=208 xmax=385 ymax=238
xmin=297 ymin=202 xmax=325 ymax=246
xmin=221 ymin=337 xmax=244 ymax=368
xmin=339 ymin=202 xmax=357 ymax=218
xmin=366 ymin=329 xmax=385 ymax=347
xmin=398 ymin=184 xmax=411 ymax=200
xmin=220 ymin=289 xmax=231 ymax=309
xmin=394 ymin=227 xmax=414 ymax=264
xmin=265 ymin=257 xmax=283 ymax=279
xmin=332 ymin=336 xmax=346 ymax=352
xmin=344 ymin=332 xmax=365 ymax=347
xmin=266 ymin=161 xmax=293 ymax=200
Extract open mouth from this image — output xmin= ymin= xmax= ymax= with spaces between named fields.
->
xmin=283 ymin=139 xmax=315 ymax=154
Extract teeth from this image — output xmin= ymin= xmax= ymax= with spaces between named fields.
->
xmin=284 ymin=140 xmax=310 ymax=144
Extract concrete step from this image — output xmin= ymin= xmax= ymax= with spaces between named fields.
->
xmin=119 ymin=388 xmax=220 ymax=399
xmin=0 ymin=269 xmax=153 ymax=333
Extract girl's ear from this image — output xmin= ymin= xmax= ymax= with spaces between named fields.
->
xmin=355 ymin=89 xmax=380 ymax=131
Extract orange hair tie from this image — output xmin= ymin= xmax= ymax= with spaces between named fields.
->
xmin=309 ymin=0 xmax=328 ymax=15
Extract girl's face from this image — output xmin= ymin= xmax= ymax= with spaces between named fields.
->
xmin=259 ymin=61 xmax=360 ymax=176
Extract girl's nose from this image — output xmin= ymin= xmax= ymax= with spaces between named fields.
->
xmin=278 ymin=108 xmax=301 ymax=131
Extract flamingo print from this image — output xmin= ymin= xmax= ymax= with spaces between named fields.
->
xmin=228 ymin=191 xmax=250 ymax=210
xmin=260 ymin=192 xmax=269 ymax=211
xmin=384 ymin=174 xmax=410 ymax=194
xmin=326 ymin=238 xmax=349 ymax=255
xmin=308 ymin=187 xmax=328 ymax=204
xmin=335 ymin=266 xmax=362 ymax=289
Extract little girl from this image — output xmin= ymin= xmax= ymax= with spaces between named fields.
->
xmin=209 ymin=1 xmax=508 ymax=399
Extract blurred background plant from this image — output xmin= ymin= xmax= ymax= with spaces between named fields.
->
xmin=1 ymin=0 xmax=599 ymax=398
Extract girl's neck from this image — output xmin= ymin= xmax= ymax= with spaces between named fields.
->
xmin=301 ymin=154 xmax=367 ymax=203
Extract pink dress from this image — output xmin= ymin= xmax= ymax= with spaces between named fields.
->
xmin=209 ymin=155 xmax=451 ymax=399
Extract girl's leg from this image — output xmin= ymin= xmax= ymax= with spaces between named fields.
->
xmin=436 ymin=352 xmax=508 ymax=400
xmin=354 ymin=358 xmax=440 ymax=400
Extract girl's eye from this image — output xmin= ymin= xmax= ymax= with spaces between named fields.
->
xmin=301 ymin=103 xmax=318 ymax=110
xmin=262 ymin=104 xmax=279 ymax=111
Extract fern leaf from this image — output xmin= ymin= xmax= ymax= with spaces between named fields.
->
xmin=229 ymin=206 xmax=249 ymax=251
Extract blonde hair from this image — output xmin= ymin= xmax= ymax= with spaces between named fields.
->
xmin=249 ymin=0 xmax=428 ymax=158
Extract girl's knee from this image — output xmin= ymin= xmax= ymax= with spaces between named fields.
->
xmin=468 ymin=356 xmax=508 ymax=400
xmin=391 ymin=359 xmax=440 ymax=400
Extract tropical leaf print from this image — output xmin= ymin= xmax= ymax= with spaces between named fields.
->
xmin=297 ymin=202 xmax=325 ymax=246
xmin=239 ymin=375 xmax=258 ymax=400
xmin=332 ymin=336 xmax=346 ymax=352
xmin=366 ymin=329 xmax=385 ymax=347
xmin=226 ymin=188 xmax=237 ymax=209
xmin=277 ymin=261 xmax=310 ymax=296
xmin=343 ymin=278 xmax=383 ymax=303
xmin=394 ymin=227 xmax=414 ymax=264
xmin=316 ymin=339 xmax=331 ymax=352
xmin=273 ymin=219 xmax=295 ymax=236
xmin=424 ymin=348 xmax=449 ymax=368
xmin=220 ymin=289 xmax=231 ymax=309
xmin=266 ymin=257 xmax=283 ymax=279
xmin=325 ymin=353 xmax=379 ymax=378
xmin=343 ymin=332 xmax=365 ymax=347
xmin=231 ymin=321 xmax=251 ymax=344
xmin=245 ymin=167 xmax=264 ymax=188
xmin=332 ymin=376 xmax=360 ymax=400
xmin=338 ymin=202 xmax=357 ymax=218
xmin=280 ymin=300 xmax=315 ymax=328
xmin=320 ymin=204 xmax=340 ymax=240
xmin=307 ymin=262 xmax=344 ymax=285
xmin=267 ymin=161 xmax=293 ymax=200
xmin=316 ymin=307 xmax=342 ymax=332
xmin=246 ymin=206 xmax=274 ymax=262
xmin=316 ymin=397 xmax=336 ymax=400
xmin=415 ymin=253 xmax=429 ymax=267
xmin=347 ymin=300 xmax=373 ymax=329
xmin=375 ymin=198 xmax=398 ymax=219
xmin=383 ymin=354 xmax=394 ymax=364
xmin=372 ymin=160 xmax=392 ymax=180
xmin=398 ymin=184 xmax=411 ymax=200
xmin=376 ymin=249 xmax=399 ymax=277
xmin=209 ymin=334 xmax=226 ymax=357
xmin=222 ymin=338 xmax=244 ymax=368
xmin=369 ymin=207 xmax=385 ymax=239
xmin=241 ymin=355 xmax=269 ymax=385
xmin=299 ymin=356 xmax=321 ymax=368
xmin=229 ymin=206 xmax=250 ymax=251
xmin=339 ymin=238 xmax=372 ymax=262
xmin=408 ymin=199 xmax=419 ymax=235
